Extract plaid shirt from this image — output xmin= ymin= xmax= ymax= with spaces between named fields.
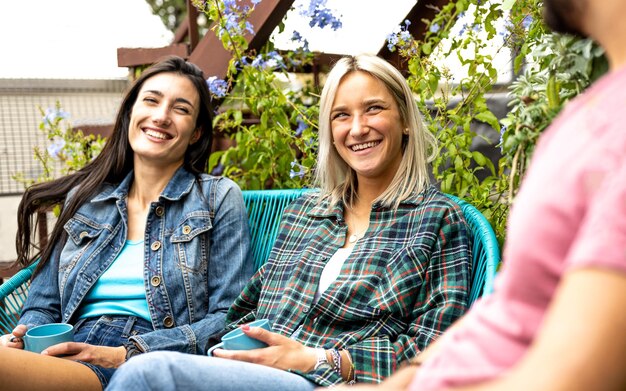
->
xmin=226 ymin=185 xmax=472 ymax=386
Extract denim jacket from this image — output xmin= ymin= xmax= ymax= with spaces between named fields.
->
xmin=20 ymin=167 xmax=253 ymax=354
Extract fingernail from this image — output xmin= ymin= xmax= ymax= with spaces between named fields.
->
xmin=241 ymin=324 xmax=250 ymax=331
xmin=41 ymin=350 xmax=48 ymax=355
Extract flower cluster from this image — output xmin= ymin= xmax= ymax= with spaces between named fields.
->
xmin=42 ymin=107 xmax=70 ymax=126
xmin=386 ymin=20 xmax=414 ymax=52
xmin=299 ymin=0 xmax=342 ymax=30
xmin=289 ymin=160 xmax=307 ymax=179
xmin=250 ymin=51 xmax=286 ymax=71
xmin=207 ymin=76 xmax=229 ymax=98
xmin=215 ymin=0 xmax=256 ymax=39
xmin=13 ymin=104 xmax=106 ymax=188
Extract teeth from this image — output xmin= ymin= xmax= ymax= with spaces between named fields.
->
xmin=351 ymin=141 xmax=380 ymax=151
xmin=145 ymin=129 xmax=170 ymax=140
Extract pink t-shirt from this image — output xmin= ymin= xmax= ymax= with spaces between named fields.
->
xmin=410 ymin=66 xmax=626 ymax=390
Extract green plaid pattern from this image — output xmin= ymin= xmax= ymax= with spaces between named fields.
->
xmin=226 ymin=186 xmax=472 ymax=386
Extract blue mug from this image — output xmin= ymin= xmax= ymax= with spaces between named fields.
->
xmin=207 ymin=319 xmax=272 ymax=356
xmin=23 ymin=323 xmax=74 ymax=353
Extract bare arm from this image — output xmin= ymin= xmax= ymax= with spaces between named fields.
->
xmin=457 ymin=267 xmax=626 ymax=391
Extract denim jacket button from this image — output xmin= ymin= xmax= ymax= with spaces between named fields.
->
xmin=182 ymin=225 xmax=192 ymax=235
xmin=79 ymin=231 xmax=88 ymax=239
xmin=150 ymin=276 xmax=161 ymax=286
xmin=155 ymin=206 xmax=165 ymax=217
xmin=163 ymin=316 xmax=174 ymax=328
xmin=151 ymin=241 xmax=161 ymax=251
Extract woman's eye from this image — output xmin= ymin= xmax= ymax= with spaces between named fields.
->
xmin=175 ymin=106 xmax=190 ymax=114
xmin=143 ymin=97 xmax=158 ymax=104
xmin=332 ymin=112 xmax=347 ymax=120
xmin=367 ymin=105 xmax=383 ymax=112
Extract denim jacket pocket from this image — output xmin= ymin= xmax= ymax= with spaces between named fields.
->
xmin=170 ymin=212 xmax=213 ymax=273
xmin=61 ymin=216 xmax=108 ymax=272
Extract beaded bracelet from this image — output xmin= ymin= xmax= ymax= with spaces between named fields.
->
xmin=328 ymin=348 xmax=342 ymax=375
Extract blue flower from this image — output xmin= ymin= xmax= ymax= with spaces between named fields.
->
xmin=522 ymin=15 xmax=533 ymax=29
xmin=206 ymin=76 xmax=228 ymax=98
xmin=47 ymin=137 xmax=66 ymax=159
xmin=298 ymin=0 xmax=342 ymax=31
xmin=251 ymin=0 xmax=261 ymax=4
xmin=499 ymin=125 xmax=507 ymax=152
xmin=386 ymin=32 xmax=399 ymax=51
xmin=429 ymin=23 xmax=440 ymax=33
xmin=289 ymin=160 xmax=307 ymax=179
xmin=43 ymin=107 xmax=69 ymax=125
xmin=295 ymin=118 xmax=307 ymax=138
xmin=223 ymin=0 xmax=236 ymax=11
xmin=291 ymin=30 xmax=310 ymax=52
xmin=250 ymin=52 xmax=285 ymax=71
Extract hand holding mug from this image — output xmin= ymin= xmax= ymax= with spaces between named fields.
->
xmin=211 ymin=320 xmax=318 ymax=372
xmin=22 ymin=323 xmax=74 ymax=353
xmin=0 ymin=324 xmax=28 ymax=348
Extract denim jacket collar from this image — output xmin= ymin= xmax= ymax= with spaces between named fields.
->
xmin=91 ymin=166 xmax=197 ymax=203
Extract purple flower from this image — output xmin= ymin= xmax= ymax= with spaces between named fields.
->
xmin=207 ymin=76 xmax=228 ymax=98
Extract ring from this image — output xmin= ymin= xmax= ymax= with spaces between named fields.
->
xmin=9 ymin=336 xmax=22 ymax=343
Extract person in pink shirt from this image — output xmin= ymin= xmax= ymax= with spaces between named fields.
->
xmin=339 ymin=0 xmax=626 ymax=390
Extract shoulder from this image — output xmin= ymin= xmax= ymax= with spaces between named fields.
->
xmin=195 ymin=174 xmax=243 ymax=198
xmin=283 ymin=189 xmax=326 ymax=216
xmin=412 ymin=186 xmax=464 ymax=217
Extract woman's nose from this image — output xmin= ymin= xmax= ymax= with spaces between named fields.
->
xmin=349 ymin=116 xmax=370 ymax=137
xmin=151 ymin=104 xmax=171 ymax=126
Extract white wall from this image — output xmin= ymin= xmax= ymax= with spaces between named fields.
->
xmin=0 ymin=195 xmax=21 ymax=264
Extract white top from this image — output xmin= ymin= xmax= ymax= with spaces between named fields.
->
xmin=315 ymin=247 xmax=353 ymax=302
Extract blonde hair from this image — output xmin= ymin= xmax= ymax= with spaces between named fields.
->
xmin=314 ymin=54 xmax=437 ymax=209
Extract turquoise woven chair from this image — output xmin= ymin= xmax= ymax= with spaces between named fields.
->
xmin=0 ymin=189 xmax=499 ymax=333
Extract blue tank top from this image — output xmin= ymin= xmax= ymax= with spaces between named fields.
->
xmin=77 ymin=239 xmax=151 ymax=321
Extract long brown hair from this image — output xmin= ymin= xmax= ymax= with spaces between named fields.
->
xmin=15 ymin=56 xmax=214 ymax=271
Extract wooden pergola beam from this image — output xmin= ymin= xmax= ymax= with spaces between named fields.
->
xmin=189 ymin=0 xmax=294 ymax=79
xmin=117 ymin=44 xmax=189 ymax=68
xmin=378 ymin=0 xmax=451 ymax=73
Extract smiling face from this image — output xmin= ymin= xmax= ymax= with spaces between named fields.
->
xmin=128 ymin=72 xmax=201 ymax=171
xmin=330 ymin=71 xmax=405 ymax=187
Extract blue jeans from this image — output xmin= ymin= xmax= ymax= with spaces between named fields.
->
xmin=107 ymin=352 xmax=317 ymax=391
xmin=74 ymin=315 xmax=153 ymax=388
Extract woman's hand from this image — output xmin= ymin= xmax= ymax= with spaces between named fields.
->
xmin=212 ymin=324 xmax=318 ymax=372
xmin=0 ymin=324 xmax=27 ymax=349
xmin=42 ymin=342 xmax=127 ymax=368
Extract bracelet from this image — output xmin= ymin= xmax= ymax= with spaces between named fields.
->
xmin=328 ymin=349 xmax=342 ymax=375
xmin=314 ymin=348 xmax=329 ymax=370
xmin=342 ymin=349 xmax=356 ymax=384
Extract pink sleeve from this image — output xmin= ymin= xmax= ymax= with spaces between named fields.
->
xmin=566 ymin=161 xmax=626 ymax=273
